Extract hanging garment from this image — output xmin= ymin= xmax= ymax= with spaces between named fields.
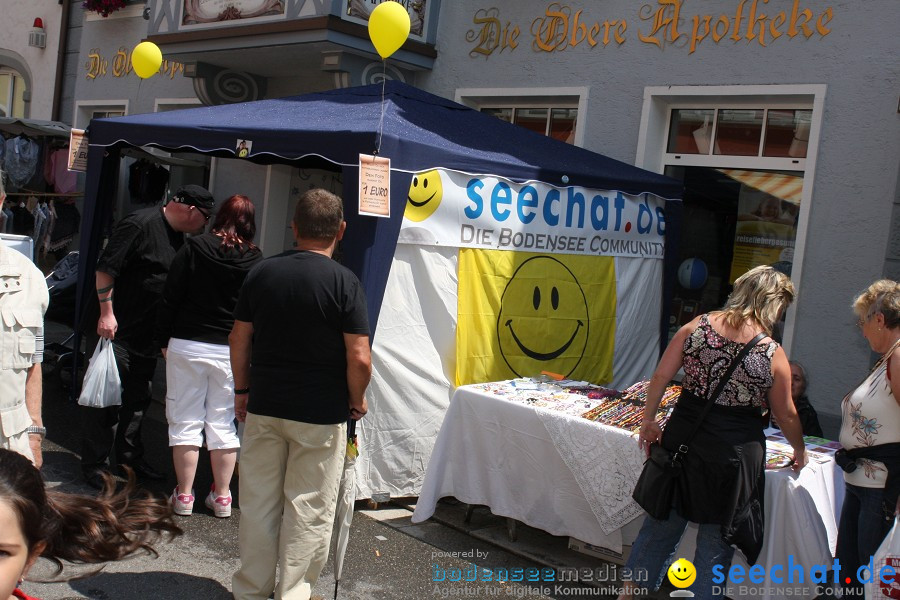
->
xmin=41 ymin=202 xmax=56 ymax=255
xmin=31 ymin=202 xmax=49 ymax=260
xmin=128 ymin=160 xmax=169 ymax=204
xmin=45 ymin=148 xmax=78 ymax=194
xmin=3 ymin=136 xmax=40 ymax=188
xmin=47 ymin=200 xmax=80 ymax=252
xmin=2 ymin=207 xmax=13 ymax=234
xmin=11 ymin=203 xmax=35 ymax=236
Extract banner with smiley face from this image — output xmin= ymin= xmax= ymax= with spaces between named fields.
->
xmin=398 ymin=168 xmax=667 ymax=259
xmin=457 ymin=250 xmax=616 ymax=383
xmin=357 ymin=166 xmax=665 ymax=499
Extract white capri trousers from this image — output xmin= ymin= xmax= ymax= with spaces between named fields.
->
xmin=165 ymin=338 xmax=239 ymax=450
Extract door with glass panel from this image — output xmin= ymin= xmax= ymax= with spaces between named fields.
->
xmin=663 ymin=107 xmax=810 ymax=340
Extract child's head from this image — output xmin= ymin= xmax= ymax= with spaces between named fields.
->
xmin=0 ymin=448 xmax=182 ymax=596
xmin=0 ymin=450 xmax=46 ymax=597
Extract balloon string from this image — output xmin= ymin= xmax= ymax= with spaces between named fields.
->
xmin=375 ymin=60 xmax=386 ymax=155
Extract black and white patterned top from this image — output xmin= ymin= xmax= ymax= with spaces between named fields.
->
xmin=681 ymin=314 xmax=778 ymax=408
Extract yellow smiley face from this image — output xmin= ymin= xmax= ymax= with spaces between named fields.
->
xmin=496 ymin=256 xmax=589 ymax=378
xmin=667 ymin=558 xmax=697 ymax=589
xmin=404 ymin=170 xmax=443 ymax=222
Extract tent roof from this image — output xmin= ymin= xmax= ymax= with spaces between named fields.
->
xmin=0 ymin=116 xmax=71 ymax=139
xmin=88 ymin=81 xmax=682 ymax=198
xmin=78 ymin=82 xmax=683 ymax=347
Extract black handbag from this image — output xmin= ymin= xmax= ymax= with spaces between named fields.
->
xmin=631 ymin=332 xmax=766 ymax=520
xmin=632 ymin=442 xmax=684 ymax=519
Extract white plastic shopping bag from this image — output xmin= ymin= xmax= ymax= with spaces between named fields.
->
xmin=77 ymin=338 xmax=122 ymax=408
xmin=865 ymin=517 xmax=900 ymax=600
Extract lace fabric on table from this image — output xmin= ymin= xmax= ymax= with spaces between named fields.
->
xmin=541 ymin=408 xmax=646 ymax=535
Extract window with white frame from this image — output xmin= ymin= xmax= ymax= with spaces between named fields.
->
xmin=74 ymin=102 xmax=128 ymax=130
xmin=154 ymin=99 xmax=203 ymax=113
xmin=481 ymin=106 xmax=579 ymax=144
xmin=0 ymin=70 xmax=26 ymax=118
xmin=456 ymin=88 xmax=588 ymax=147
xmin=641 ymin=87 xmax=825 ymax=345
xmin=91 ymin=109 xmax=126 ymax=119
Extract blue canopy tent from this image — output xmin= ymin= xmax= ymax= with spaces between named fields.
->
xmin=76 ymin=81 xmax=682 ymax=347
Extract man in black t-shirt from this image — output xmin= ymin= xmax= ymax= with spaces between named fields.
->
xmin=80 ymin=185 xmax=214 ymax=489
xmin=230 ymin=188 xmax=371 ymax=600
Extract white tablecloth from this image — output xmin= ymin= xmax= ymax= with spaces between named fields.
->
xmin=412 ymin=383 xmax=845 ymax=600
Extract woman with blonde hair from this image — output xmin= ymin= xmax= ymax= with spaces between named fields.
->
xmin=835 ymin=279 xmax=900 ymax=597
xmin=621 ymin=265 xmax=807 ymax=600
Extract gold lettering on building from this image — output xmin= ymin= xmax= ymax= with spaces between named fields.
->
xmin=83 ymin=48 xmax=184 ymax=79
xmin=638 ymin=0 xmax=682 ymax=48
xmin=468 ymin=0 xmax=833 ymax=57
xmin=162 ymin=60 xmax=185 ymax=79
xmin=530 ymin=3 xmax=625 ymax=52
xmin=467 ymin=8 xmax=519 ymax=56
xmin=85 ymin=49 xmax=108 ymax=80
xmin=685 ymin=0 xmax=834 ymax=53
xmin=112 ymin=48 xmax=132 ymax=78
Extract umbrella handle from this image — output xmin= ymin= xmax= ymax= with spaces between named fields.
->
xmin=348 ymin=418 xmax=356 ymax=438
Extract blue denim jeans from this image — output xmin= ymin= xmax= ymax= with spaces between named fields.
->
xmin=624 ymin=509 xmax=735 ymax=600
xmin=836 ymin=482 xmax=893 ymax=595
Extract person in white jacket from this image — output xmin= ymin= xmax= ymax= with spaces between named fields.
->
xmin=0 ymin=169 xmax=49 ymax=468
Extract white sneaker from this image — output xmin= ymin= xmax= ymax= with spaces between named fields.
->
xmin=205 ymin=486 xmax=232 ymax=518
xmin=170 ymin=487 xmax=194 ymax=516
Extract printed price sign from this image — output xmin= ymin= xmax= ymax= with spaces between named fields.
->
xmin=68 ymin=129 xmax=89 ymax=172
xmin=358 ymin=154 xmax=390 ymax=218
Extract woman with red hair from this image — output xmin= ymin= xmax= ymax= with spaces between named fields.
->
xmin=156 ymin=194 xmax=263 ymax=518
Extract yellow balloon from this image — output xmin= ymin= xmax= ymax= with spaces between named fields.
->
xmin=367 ymin=2 xmax=411 ymax=59
xmin=132 ymin=41 xmax=162 ymax=79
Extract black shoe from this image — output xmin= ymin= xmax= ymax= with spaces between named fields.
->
xmin=83 ymin=468 xmax=111 ymax=491
xmin=120 ymin=459 xmax=165 ymax=481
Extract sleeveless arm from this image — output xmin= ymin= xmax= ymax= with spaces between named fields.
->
xmin=769 ymin=345 xmax=807 ymax=469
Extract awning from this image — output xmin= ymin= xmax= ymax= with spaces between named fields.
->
xmin=0 ymin=117 xmax=71 ymax=139
xmin=719 ymin=169 xmax=804 ymax=205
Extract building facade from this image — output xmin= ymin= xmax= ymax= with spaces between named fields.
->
xmin=48 ymin=0 xmax=900 ymax=429
xmin=0 ymin=0 xmax=65 ymax=120
xmin=420 ymin=1 xmax=900 ymax=431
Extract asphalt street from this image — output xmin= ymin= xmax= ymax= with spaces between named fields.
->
xmin=23 ymin=326 xmax=626 ymax=600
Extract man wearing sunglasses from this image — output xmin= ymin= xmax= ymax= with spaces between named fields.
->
xmin=80 ymin=185 xmax=215 ymax=490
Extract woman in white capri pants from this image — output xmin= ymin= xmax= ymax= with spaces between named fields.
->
xmin=156 ymin=194 xmax=262 ymax=517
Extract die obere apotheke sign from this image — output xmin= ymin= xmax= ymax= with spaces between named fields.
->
xmin=467 ymin=0 xmax=833 ymax=57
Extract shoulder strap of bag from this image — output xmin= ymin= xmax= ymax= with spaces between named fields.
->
xmin=674 ymin=332 xmax=767 ymax=458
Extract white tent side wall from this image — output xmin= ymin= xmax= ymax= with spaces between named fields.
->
xmin=356 ymin=249 xmax=663 ymax=500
